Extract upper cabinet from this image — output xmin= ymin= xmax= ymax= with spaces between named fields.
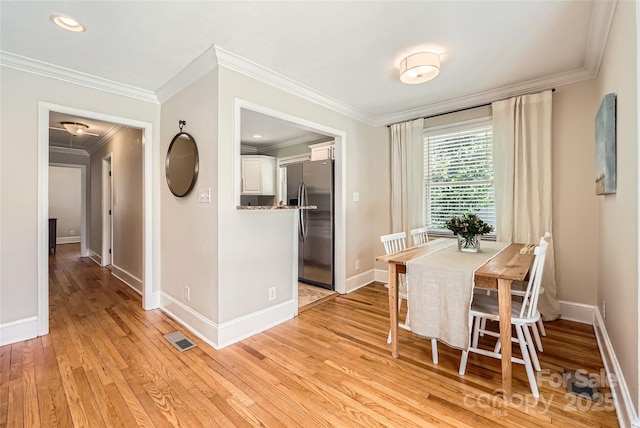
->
xmin=309 ymin=141 xmax=335 ymax=161
xmin=241 ymin=155 xmax=275 ymax=195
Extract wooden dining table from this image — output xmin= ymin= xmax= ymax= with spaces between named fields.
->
xmin=376 ymin=238 xmax=535 ymax=401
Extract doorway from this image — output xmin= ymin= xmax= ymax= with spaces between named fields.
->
xmin=234 ymin=99 xmax=347 ymax=315
xmin=48 ymin=163 xmax=87 ymax=256
xmin=37 ymin=102 xmax=157 ymax=337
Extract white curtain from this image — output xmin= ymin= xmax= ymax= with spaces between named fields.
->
xmin=391 ymin=118 xmax=425 ymax=239
xmin=492 ymin=90 xmax=561 ymax=321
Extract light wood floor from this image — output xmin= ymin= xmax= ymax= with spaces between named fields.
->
xmin=1 ymin=243 xmax=618 ymax=427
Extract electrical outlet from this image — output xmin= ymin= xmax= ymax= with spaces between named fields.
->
xmin=268 ymin=287 xmax=276 ymax=301
xmin=602 ymin=300 xmax=606 ymax=320
xmin=184 ymin=286 xmax=190 ymax=301
xmin=355 ymin=259 xmax=360 ymax=270
xmin=69 ymin=229 xmax=75 ymax=235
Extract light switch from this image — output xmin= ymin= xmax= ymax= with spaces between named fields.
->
xmin=353 ymin=192 xmax=360 ymax=202
xmin=198 ymin=188 xmax=211 ymax=203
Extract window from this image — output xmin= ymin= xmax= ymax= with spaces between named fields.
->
xmin=424 ymin=118 xmax=496 ymax=236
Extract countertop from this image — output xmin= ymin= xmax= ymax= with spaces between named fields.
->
xmin=235 ymin=205 xmax=317 ymax=210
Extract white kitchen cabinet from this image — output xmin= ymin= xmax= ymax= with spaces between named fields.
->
xmin=309 ymin=141 xmax=335 ymax=161
xmin=241 ymin=155 xmax=275 ymax=195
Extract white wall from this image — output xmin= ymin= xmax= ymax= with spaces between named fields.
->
xmin=48 ymin=166 xmax=81 ymax=242
xmin=91 ymin=128 xmax=144 ymax=288
xmin=0 ymin=66 xmax=159 ymax=327
xmin=552 ymin=80 xmax=600 ymax=306
xmin=160 ymin=70 xmax=219 ymax=322
xmin=594 ymin=0 xmax=638 ymax=413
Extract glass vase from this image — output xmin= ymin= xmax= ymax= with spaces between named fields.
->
xmin=457 ymin=234 xmax=480 ymax=252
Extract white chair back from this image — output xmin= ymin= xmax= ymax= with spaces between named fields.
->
xmin=520 ymin=238 xmax=549 ymax=319
xmin=410 ymin=227 xmax=429 ymax=246
xmin=380 ymin=232 xmax=407 ymax=255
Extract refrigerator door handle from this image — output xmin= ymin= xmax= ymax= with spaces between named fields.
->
xmin=301 ymin=183 xmax=309 ymax=242
xmin=297 ymin=182 xmax=304 ymax=239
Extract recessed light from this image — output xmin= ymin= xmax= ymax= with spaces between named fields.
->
xmin=253 ymin=134 xmax=262 ymax=139
xmin=51 ymin=14 xmax=85 ymax=32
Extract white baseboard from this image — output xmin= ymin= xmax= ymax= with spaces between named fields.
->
xmin=159 ymin=292 xmax=220 ymax=350
xmin=374 ymin=268 xmax=390 ymax=284
xmin=0 ymin=316 xmax=39 ymax=346
xmin=159 ymin=291 xmax=297 ymax=350
xmin=345 ymin=269 xmax=375 ymax=293
xmin=558 ymin=300 xmax=595 ymax=324
xmin=111 ymin=264 xmax=143 ymax=295
xmin=56 ymin=236 xmax=80 ymax=244
xmin=88 ymin=249 xmax=102 ymax=266
xmin=593 ymin=307 xmax=640 ymax=428
xmin=217 ymin=300 xmax=296 ymax=349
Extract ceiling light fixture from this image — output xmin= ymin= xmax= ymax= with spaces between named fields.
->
xmin=399 ymin=52 xmax=440 ymax=84
xmin=252 ymin=134 xmax=262 ymax=139
xmin=50 ymin=14 xmax=86 ymax=32
xmin=61 ymin=122 xmax=89 ymax=136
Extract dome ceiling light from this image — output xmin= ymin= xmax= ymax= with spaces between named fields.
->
xmin=399 ymin=52 xmax=440 ymax=84
xmin=61 ymin=122 xmax=89 ymax=136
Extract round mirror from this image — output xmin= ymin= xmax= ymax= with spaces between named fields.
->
xmin=166 ymin=132 xmax=199 ymax=197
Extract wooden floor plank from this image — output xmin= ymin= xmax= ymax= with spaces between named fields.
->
xmin=0 ymin=243 xmax=620 ymax=427
xmin=0 ymin=342 xmax=11 ymax=427
xmin=20 ymin=340 xmax=40 ymax=428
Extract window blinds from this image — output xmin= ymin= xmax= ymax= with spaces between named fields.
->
xmin=424 ymin=119 xmax=496 ymax=234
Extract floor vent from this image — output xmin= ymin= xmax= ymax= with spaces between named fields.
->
xmin=565 ymin=370 xmax=601 ymax=401
xmin=164 ymin=331 xmax=197 ymax=352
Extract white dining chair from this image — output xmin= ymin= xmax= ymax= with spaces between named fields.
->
xmin=477 ymin=232 xmax=551 ymax=352
xmin=410 ymin=227 xmax=429 ymax=246
xmin=380 ymin=231 xmax=439 ymax=364
xmin=459 ymin=238 xmax=549 ymax=398
xmin=380 ymin=232 xmax=410 ymax=343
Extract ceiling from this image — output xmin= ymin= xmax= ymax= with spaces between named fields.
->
xmin=240 ymin=109 xmax=330 ymax=150
xmin=1 ymin=1 xmax=615 ymax=127
xmin=48 ymin=111 xmax=128 ymax=154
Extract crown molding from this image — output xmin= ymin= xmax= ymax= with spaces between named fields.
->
xmin=49 ymin=146 xmax=89 ymax=156
xmin=240 ymin=145 xmax=259 ymax=154
xmin=214 ymin=45 xmax=376 ymax=126
xmin=0 ymin=50 xmax=158 ymax=104
xmin=583 ymin=0 xmax=617 ymax=77
xmin=155 ymin=45 xmax=219 ymax=103
xmin=375 ymin=67 xmax=594 ymax=126
xmin=87 ymin=125 xmax=130 ymax=155
xmin=258 ymin=135 xmax=332 ymax=152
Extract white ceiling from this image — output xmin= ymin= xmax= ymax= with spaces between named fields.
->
xmin=1 ymin=1 xmax=615 ymax=127
xmin=48 ymin=111 xmax=129 ymax=154
xmin=240 ymin=109 xmax=330 ymax=150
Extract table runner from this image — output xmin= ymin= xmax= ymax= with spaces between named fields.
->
xmin=407 ymin=240 xmax=509 ymax=350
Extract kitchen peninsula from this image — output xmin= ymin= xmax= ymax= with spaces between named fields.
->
xmin=235 ymin=205 xmax=317 ymax=210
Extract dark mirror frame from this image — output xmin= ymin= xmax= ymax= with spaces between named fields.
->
xmin=165 ymin=131 xmax=199 ymax=197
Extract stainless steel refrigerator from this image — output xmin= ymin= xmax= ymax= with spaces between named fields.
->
xmin=286 ymin=160 xmax=334 ymax=290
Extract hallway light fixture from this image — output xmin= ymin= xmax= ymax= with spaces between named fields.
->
xmin=399 ymin=52 xmax=440 ymax=84
xmin=61 ymin=122 xmax=89 ymax=136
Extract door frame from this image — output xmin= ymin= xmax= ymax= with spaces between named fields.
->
xmin=38 ymin=102 xmax=156 ymax=336
xmin=101 ymin=154 xmax=113 ymax=266
xmin=48 ymin=163 xmax=88 ymax=257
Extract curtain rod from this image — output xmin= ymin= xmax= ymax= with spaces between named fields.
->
xmin=386 ymin=88 xmax=555 ymax=128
